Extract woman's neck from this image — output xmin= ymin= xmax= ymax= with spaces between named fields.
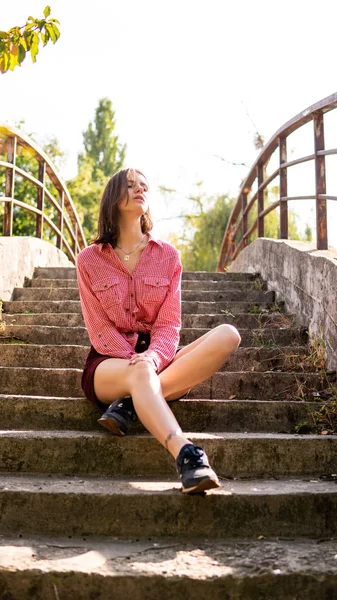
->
xmin=116 ymin=217 xmax=145 ymax=250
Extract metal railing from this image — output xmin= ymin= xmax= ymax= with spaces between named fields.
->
xmin=0 ymin=124 xmax=86 ymax=263
xmin=217 ymin=93 xmax=337 ymax=271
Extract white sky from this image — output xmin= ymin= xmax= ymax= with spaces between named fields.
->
xmin=1 ymin=0 xmax=337 ymax=248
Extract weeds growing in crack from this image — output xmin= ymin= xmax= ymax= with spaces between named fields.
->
xmin=295 ymin=391 xmax=337 ymax=434
xmin=249 ymin=277 xmax=265 ymax=292
xmin=289 ymin=332 xmax=337 ymax=433
xmin=249 ymin=304 xmax=261 ymax=314
xmin=267 ymin=302 xmax=283 ymax=313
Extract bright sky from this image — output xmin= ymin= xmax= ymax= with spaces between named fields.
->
xmin=1 ymin=0 xmax=337 ymax=248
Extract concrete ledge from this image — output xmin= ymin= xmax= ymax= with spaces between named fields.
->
xmin=0 ymin=237 xmax=73 ymax=301
xmin=230 ymin=239 xmax=337 ymax=371
xmin=1 ymin=536 xmax=337 ymax=600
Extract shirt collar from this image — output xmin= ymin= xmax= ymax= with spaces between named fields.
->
xmin=97 ymin=231 xmax=163 ymax=251
xmin=146 ymin=231 xmax=163 ymax=247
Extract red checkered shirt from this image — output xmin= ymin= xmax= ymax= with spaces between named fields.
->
xmin=76 ymin=233 xmax=182 ymax=373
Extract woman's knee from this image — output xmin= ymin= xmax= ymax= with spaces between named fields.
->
xmin=214 ymin=324 xmax=241 ymax=350
xmin=128 ymin=361 xmax=157 ymax=387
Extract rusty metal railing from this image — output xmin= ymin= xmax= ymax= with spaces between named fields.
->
xmin=217 ymin=92 xmax=337 ymax=271
xmin=0 ymin=124 xmax=86 ymax=263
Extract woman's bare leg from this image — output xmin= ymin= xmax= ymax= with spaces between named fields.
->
xmin=93 ymin=324 xmax=241 ymax=457
xmin=160 ymin=324 xmax=241 ymax=400
xmin=94 ymin=359 xmax=191 ymax=458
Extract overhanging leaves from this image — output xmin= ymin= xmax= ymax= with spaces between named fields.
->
xmin=0 ymin=6 xmax=60 ymax=73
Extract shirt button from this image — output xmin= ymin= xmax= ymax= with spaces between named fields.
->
xmin=132 ymin=313 xmax=135 ymax=317
xmin=103 ymin=344 xmax=107 ymax=348
xmin=126 ymin=308 xmax=130 ymax=312
xmin=130 ymin=293 xmax=134 ymax=298
xmin=156 ymin=281 xmax=159 ymax=286
xmin=104 ymin=284 xmax=108 ymax=288
xmin=98 ymin=333 xmax=102 ymax=338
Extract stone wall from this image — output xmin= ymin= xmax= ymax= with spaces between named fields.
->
xmin=229 ymin=238 xmax=337 ymax=372
xmin=0 ymin=237 xmax=73 ymax=301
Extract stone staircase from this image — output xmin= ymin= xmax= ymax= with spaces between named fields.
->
xmin=0 ymin=267 xmax=337 ymax=599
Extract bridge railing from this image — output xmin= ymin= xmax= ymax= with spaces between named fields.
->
xmin=0 ymin=124 xmax=86 ymax=263
xmin=217 ymin=93 xmax=337 ymax=271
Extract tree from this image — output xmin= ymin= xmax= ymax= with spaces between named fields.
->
xmin=168 ymin=185 xmax=313 ymax=272
xmin=0 ymin=6 xmax=60 ymax=73
xmin=168 ymin=189 xmax=236 ymax=272
xmin=68 ymin=98 xmax=126 ymax=242
xmin=81 ymin=98 xmax=126 ymax=180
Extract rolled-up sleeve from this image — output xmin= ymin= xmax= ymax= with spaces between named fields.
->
xmin=144 ymin=256 xmax=182 ymax=373
xmin=76 ymin=254 xmax=135 ymax=358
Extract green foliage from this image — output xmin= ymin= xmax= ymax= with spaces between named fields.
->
xmin=168 ymin=190 xmax=236 ymax=271
xmin=67 ymin=98 xmax=126 ymax=241
xmin=168 ymin=182 xmax=313 ymax=272
xmin=82 ymin=98 xmax=126 ymax=181
xmin=0 ymin=124 xmax=65 ymax=239
xmin=67 ymin=156 xmax=106 ymax=243
xmin=0 ymin=6 xmax=60 ymax=73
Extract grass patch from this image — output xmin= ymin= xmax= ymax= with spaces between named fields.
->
xmin=292 ymin=332 xmax=337 ymax=433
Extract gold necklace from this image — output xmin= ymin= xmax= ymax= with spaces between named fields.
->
xmin=115 ymin=235 xmax=146 ymax=261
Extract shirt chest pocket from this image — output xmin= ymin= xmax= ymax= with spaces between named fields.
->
xmin=92 ymin=277 xmax=121 ymax=309
xmin=142 ymin=276 xmax=170 ymax=303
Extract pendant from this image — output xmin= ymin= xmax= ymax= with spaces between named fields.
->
xmin=124 ymin=255 xmax=130 ymax=261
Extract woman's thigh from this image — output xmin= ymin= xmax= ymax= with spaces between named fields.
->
xmin=94 ymin=358 xmax=132 ymax=403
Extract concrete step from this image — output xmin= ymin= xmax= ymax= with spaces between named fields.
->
xmin=3 ymin=311 xmax=296 ymax=329
xmin=0 ymin=324 xmax=308 ymax=347
xmin=0 ymin=367 xmax=327 ymax=399
xmin=0 ymin=343 xmax=310 ymax=371
xmin=29 ymin=278 xmax=263 ymax=292
xmin=1 ymin=431 xmax=336 ymax=478
xmin=3 ymin=299 xmax=285 ymax=315
xmin=33 ymin=267 xmax=258 ymax=281
xmin=3 ymin=300 xmax=82 ymax=314
xmin=12 ymin=287 xmax=275 ymax=303
xmin=0 ymin=395 xmax=321 ymax=433
xmin=0 ymin=474 xmax=336 ymax=539
xmin=1 ymin=536 xmax=337 ymax=600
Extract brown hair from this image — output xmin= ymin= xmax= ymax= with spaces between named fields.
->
xmin=91 ymin=168 xmax=153 ymax=246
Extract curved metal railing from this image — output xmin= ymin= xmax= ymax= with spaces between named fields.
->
xmin=217 ymin=92 xmax=337 ymax=271
xmin=0 ymin=124 xmax=87 ymax=263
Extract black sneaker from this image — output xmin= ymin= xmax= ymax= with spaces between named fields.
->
xmin=97 ymin=397 xmax=137 ymax=435
xmin=176 ymin=443 xmax=221 ymax=494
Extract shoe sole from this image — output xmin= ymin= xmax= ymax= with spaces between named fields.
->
xmin=182 ymin=476 xmax=221 ymax=495
xmin=97 ymin=416 xmax=126 ymax=436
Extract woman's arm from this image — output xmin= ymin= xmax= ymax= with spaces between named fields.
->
xmin=76 ymin=254 xmax=135 ymax=358
xmin=141 ymin=257 xmax=182 ymax=373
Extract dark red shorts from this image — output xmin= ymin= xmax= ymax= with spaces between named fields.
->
xmin=81 ymin=332 xmax=187 ymax=412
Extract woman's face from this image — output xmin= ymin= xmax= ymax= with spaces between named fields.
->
xmin=118 ymin=169 xmax=149 ymax=216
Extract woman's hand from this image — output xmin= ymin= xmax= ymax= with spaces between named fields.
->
xmin=129 ymin=353 xmax=157 ymax=372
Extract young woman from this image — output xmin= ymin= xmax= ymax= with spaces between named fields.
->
xmin=77 ymin=167 xmax=241 ymax=495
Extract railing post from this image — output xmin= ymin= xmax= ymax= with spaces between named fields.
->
xmin=3 ymin=136 xmax=16 ymax=236
xmin=313 ymin=112 xmax=327 ymax=249
xmin=36 ymin=161 xmax=46 ymax=239
xmin=241 ymin=192 xmax=248 ymax=246
xmin=279 ymin=136 xmax=288 ymax=239
xmin=56 ymin=189 xmax=64 ymax=249
xmin=257 ymin=163 xmax=264 ymax=237
xmin=72 ymin=222 xmax=78 ymax=256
